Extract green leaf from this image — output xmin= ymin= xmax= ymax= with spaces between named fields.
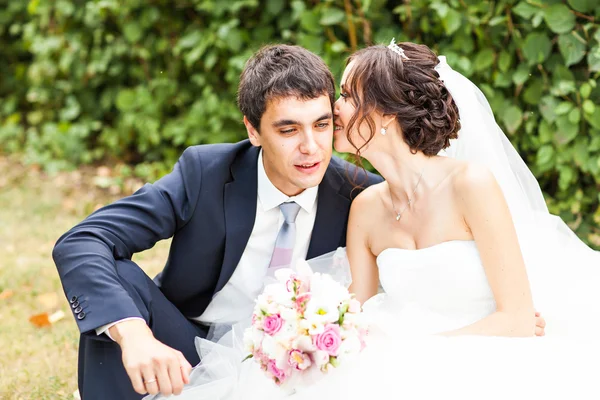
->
xmin=558 ymin=33 xmax=587 ymax=66
xmin=498 ymin=51 xmax=512 ymax=73
xmin=580 ymin=83 xmax=592 ymax=99
xmin=512 ymin=64 xmax=530 ymax=86
xmin=266 ymin=0 xmax=284 ymax=15
xmin=583 ymin=99 xmax=596 ymax=114
xmin=558 ymin=165 xmax=575 ymax=191
xmin=474 ymin=49 xmax=495 ymax=71
xmin=331 ymin=41 xmax=347 ymax=53
xmin=123 ymin=23 xmax=143 ymax=43
xmin=555 ymin=101 xmax=574 ymax=115
xmin=539 ymin=119 xmax=553 ymax=143
xmin=502 ymin=105 xmax=523 ymax=134
xmin=523 ymin=79 xmax=544 ymax=105
xmin=320 ymin=8 xmax=345 ymax=25
xmin=567 ymin=0 xmax=596 ymax=12
xmin=116 ymin=89 xmax=137 ymax=111
xmin=569 ymin=108 xmax=582 ymax=124
xmin=513 ymin=2 xmax=541 ymax=19
xmin=536 ymin=145 xmax=555 ymax=166
xmin=555 ymin=115 xmax=579 ymax=144
xmin=442 ymin=9 xmax=462 ymax=35
xmin=588 ymin=46 xmax=600 ymax=72
xmin=60 ymin=95 xmax=81 ymax=121
xmin=522 ymin=33 xmax=552 ymax=65
xmin=300 ymin=10 xmax=322 ymax=34
xmin=544 ymin=4 xmax=576 ymax=34
xmin=539 ymin=96 xmax=560 ymax=123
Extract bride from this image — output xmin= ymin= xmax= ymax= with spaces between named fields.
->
xmin=146 ymin=41 xmax=600 ymax=399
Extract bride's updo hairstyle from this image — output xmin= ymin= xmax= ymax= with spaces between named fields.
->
xmin=345 ymin=42 xmax=460 ymax=156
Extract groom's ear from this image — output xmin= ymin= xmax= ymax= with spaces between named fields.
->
xmin=244 ymin=116 xmax=261 ymax=147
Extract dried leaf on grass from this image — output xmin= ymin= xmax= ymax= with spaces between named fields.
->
xmin=29 ymin=310 xmax=65 ymax=327
xmin=0 ymin=289 xmax=14 ymax=300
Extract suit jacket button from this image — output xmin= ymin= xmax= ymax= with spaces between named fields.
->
xmin=71 ymin=301 xmax=80 ymax=309
xmin=77 ymin=312 xmax=86 ymax=320
xmin=70 ymin=296 xmax=78 ymax=304
xmin=74 ymin=306 xmax=83 ymax=314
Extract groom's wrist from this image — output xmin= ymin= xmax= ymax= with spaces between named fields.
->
xmin=110 ymin=318 xmax=153 ymax=346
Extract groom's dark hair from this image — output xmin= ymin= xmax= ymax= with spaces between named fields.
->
xmin=237 ymin=44 xmax=335 ymax=131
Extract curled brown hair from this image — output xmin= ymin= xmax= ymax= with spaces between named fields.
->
xmin=345 ymin=42 xmax=460 ymax=158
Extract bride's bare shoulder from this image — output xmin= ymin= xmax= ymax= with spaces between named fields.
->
xmin=350 ymin=182 xmax=386 ymax=216
xmin=450 ymin=161 xmax=501 ymax=202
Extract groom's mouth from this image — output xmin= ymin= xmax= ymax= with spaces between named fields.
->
xmin=294 ymin=162 xmax=321 ymax=174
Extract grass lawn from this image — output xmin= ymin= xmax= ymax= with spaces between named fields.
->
xmin=0 ymin=156 xmax=170 ymax=399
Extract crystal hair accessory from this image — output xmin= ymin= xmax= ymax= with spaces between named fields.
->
xmin=387 ymin=38 xmax=409 ymax=60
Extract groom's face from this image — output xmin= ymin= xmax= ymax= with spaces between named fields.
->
xmin=245 ymin=94 xmax=333 ymax=197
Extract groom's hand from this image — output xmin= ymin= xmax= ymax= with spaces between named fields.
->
xmin=534 ymin=311 xmax=546 ymax=336
xmin=110 ymin=319 xmax=192 ymax=396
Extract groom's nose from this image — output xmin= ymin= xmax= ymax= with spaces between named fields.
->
xmin=299 ymin=131 xmax=318 ymax=155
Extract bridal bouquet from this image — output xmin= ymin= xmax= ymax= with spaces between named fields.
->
xmin=243 ymin=260 xmax=368 ymax=387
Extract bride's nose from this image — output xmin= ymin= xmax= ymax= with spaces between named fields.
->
xmin=333 ymin=98 xmax=341 ymax=114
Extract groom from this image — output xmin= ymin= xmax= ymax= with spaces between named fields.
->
xmin=52 ymin=44 xmax=381 ymax=399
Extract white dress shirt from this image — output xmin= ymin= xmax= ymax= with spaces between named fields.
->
xmin=98 ymin=150 xmax=319 ymax=337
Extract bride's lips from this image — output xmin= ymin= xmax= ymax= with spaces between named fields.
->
xmin=294 ymin=161 xmax=321 ymax=174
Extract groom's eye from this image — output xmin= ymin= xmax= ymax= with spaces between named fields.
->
xmin=280 ymin=128 xmax=296 ymax=135
xmin=316 ymin=122 xmax=330 ymax=129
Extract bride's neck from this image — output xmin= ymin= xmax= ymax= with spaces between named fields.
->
xmin=363 ymin=139 xmax=433 ymax=200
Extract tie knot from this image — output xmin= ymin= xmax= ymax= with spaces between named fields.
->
xmin=279 ymin=202 xmax=301 ymax=223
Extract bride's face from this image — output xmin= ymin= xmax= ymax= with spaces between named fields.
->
xmin=333 ymin=62 xmax=382 ymax=155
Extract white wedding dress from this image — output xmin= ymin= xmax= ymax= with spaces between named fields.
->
xmin=145 ymin=56 xmax=600 ymax=400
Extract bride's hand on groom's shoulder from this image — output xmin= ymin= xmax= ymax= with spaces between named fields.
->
xmin=110 ymin=319 xmax=193 ymax=396
xmin=534 ymin=311 xmax=546 ymax=336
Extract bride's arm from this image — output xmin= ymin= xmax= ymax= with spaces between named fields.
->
xmin=441 ymin=165 xmax=535 ymax=337
xmin=346 ymin=190 xmax=379 ymax=305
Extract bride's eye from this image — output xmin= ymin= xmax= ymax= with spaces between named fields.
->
xmin=340 ymin=92 xmax=349 ymax=99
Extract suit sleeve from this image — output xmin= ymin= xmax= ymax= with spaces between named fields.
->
xmin=52 ymin=147 xmax=202 ymax=334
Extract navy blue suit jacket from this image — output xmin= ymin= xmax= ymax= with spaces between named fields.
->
xmin=52 ymin=140 xmax=382 ymax=334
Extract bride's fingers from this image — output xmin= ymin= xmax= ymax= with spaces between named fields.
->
xmin=535 ymin=326 xmax=545 ymax=336
xmin=177 ymin=351 xmax=192 ymax=384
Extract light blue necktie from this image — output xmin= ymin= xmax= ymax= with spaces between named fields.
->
xmin=269 ymin=202 xmax=301 ymax=269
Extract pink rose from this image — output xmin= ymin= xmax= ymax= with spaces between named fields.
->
xmin=267 ymin=359 xmax=287 ymax=384
xmin=263 ymin=314 xmax=283 ymax=336
xmin=348 ymin=298 xmax=361 ymax=314
xmin=288 ymin=349 xmax=312 ymax=371
xmin=313 ymin=323 xmax=342 ymax=356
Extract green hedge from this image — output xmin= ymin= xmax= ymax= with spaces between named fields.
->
xmin=1 ymin=0 xmax=599 ymax=248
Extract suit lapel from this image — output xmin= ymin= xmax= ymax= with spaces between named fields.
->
xmin=307 ymin=166 xmax=351 ymax=259
xmin=215 ymin=146 xmax=259 ymax=293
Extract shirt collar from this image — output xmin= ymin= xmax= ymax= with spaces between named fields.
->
xmin=257 ymin=150 xmax=319 ymax=213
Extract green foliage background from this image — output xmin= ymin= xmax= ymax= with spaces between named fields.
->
xmin=1 ymin=0 xmax=599 ymax=247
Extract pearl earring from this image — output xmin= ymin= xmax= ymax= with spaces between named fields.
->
xmin=380 ymin=126 xmax=387 ymax=136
